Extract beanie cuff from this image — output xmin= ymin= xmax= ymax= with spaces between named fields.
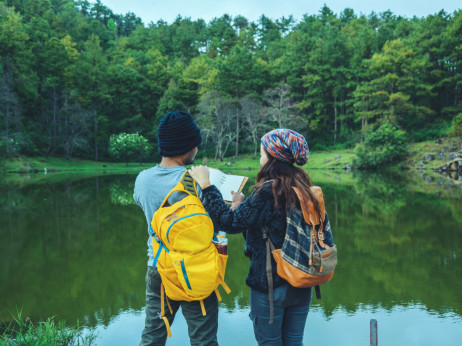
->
xmin=159 ymin=136 xmax=201 ymax=157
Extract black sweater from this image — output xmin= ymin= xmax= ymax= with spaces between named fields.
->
xmin=201 ymin=181 xmax=288 ymax=292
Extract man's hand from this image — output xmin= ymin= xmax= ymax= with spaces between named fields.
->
xmin=230 ymin=190 xmax=245 ymax=210
xmin=188 ymin=165 xmax=211 ymax=189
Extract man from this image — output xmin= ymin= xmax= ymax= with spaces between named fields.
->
xmin=133 ymin=111 xmax=219 ymax=346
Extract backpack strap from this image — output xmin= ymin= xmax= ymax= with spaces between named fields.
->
xmin=262 ymin=226 xmax=276 ymax=324
xmin=199 ymin=300 xmax=206 ymax=316
xmin=158 ymin=170 xmax=199 ymax=209
xmin=315 ymin=285 xmax=322 ymax=299
xmin=181 ymin=171 xmax=198 ymax=196
xmin=220 ymin=281 xmax=231 ymax=294
xmin=160 ymin=283 xmax=172 ymax=338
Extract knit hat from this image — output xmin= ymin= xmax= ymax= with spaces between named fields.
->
xmin=158 ymin=111 xmax=202 ymax=156
xmin=261 ymin=129 xmax=309 ymax=166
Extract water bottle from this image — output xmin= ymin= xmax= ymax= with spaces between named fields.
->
xmin=216 ymin=231 xmax=226 ymax=243
xmin=214 ymin=231 xmax=228 ymax=255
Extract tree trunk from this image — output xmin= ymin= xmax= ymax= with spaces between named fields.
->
xmin=64 ymin=99 xmax=70 ymax=159
xmin=253 ymin=134 xmax=258 ymax=159
xmin=53 ymin=84 xmax=57 ymax=149
xmin=333 ymin=95 xmax=337 ymax=146
xmin=361 ymin=117 xmax=366 ymax=142
xmin=235 ymin=109 xmax=240 ymax=158
xmin=93 ymin=105 xmax=98 ymax=161
xmin=224 ymin=136 xmax=232 ymax=160
xmin=4 ymin=57 xmax=10 ymax=156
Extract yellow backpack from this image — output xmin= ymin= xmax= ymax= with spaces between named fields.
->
xmin=150 ymin=171 xmax=230 ymax=337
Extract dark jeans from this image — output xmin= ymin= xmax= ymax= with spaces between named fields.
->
xmin=249 ymin=283 xmax=312 ymax=346
xmin=140 ymin=266 xmax=219 ymax=346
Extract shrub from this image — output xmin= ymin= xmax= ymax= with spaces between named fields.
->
xmin=448 ymin=113 xmax=462 ymax=137
xmin=108 ymin=133 xmax=150 ymax=166
xmin=354 ymin=122 xmax=408 ymax=169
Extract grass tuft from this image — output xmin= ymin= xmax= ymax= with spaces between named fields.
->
xmin=0 ymin=309 xmax=97 ymax=345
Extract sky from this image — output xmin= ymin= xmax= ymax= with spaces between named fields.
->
xmin=99 ymin=0 xmax=461 ymax=25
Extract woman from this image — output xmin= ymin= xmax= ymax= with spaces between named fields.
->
xmin=189 ymin=129 xmax=332 ymax=346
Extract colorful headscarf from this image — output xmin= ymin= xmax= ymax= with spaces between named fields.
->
xmin=261 ymin=129 xmax=309 ymax=166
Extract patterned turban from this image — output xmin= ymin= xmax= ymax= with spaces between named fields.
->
xmin=261 ymin=129 xmax=309 ymax=166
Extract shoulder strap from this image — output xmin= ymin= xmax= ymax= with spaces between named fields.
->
xmin=181 ymin=171 xmax=198 ymax=197
xmin=292 ymin=186 xmax=325 ymax=225
xmin=158 ymin=170 xmax=199 ymax=209
xmin=262 ymin=226 xmax=276 ymax=324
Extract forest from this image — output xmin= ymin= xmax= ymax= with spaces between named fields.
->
xmin=1 ymin=0 xmax=461 ymax=162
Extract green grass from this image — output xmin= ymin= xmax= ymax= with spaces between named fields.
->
xmin=402 ymin=136 xmax=461 ymax=170
xmin=3 ymin=156 xmax=151 ymax=174
xmin=2 ymin=136 xmax=461 ymax=176
xmin=197 ymin=149 xmax=355 ymax=171
xmin=0 ymin=310 xmax=97 ymax=345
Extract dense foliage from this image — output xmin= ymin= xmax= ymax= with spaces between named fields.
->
xmin=108 ymin=132 xmax=149 ymax=165
xmin=354 ymin=122 xmax=408 ymax=169
xmin=0 ymin=0 xmax=461 ymax=162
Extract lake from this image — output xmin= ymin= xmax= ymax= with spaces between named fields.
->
xmin=1 ymin=168 xmax=461 ymax=345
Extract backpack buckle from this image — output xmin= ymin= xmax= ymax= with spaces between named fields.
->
xmin=318 ymin=231 xmax=324 ymax=241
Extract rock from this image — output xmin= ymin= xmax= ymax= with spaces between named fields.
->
xmin=436 ymin=164 xmax=446 ymax=171
xmin=421 ymin=154 xmax=435 ymax=161
xmin=335 ymin=154 xmax=341 ymax=161
xmin=245 ymin=167 xmax=250 ymax=171
xmin=449 ymin=153 xmax=459 ymax=160
xmin=344 ymin=165 xmax=353 ymax=172
xmin=444 ymin=146 xmax=456 ymax=152
xmin=437 ymin=151 xmax=445 ymax=160
xmin=425 ymin=176 xmax=435 ymax=183
xmin=435 ymin=138 xmax=442 ymax=144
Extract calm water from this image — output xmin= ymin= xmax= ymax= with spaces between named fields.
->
xmin=1 ymin=170 xmax=461 ymax=345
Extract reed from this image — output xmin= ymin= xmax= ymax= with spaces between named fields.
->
xmin=0 ymin=310 xmax=97 ymax=345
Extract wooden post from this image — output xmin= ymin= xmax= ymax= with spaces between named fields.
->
xmin=370 ymin=319 xmax=378 ymax=346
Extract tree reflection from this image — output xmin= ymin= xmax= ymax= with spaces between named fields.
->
xmin=0 ymin=172 xmax=461 ymax=328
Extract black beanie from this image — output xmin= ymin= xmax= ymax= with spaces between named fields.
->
xmin=158 ymin=111 xmax=202 ymax=156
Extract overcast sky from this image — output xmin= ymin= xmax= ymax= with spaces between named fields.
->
xmin=99 ymin=0 xmax=461 ymax=25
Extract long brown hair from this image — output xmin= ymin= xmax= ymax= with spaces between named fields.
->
xmin=255 ymin=151 xmax=321 ymax=215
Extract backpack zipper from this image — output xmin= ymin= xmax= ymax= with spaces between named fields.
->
xmin=180 ymin=259 xmax=192 ymax=290
xmin=166 ymin=213 xmax=210 ymax=242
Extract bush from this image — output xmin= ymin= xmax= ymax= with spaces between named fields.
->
xmin=354 ymin=122 xmax=408 ymax=169
xmin=448 ymin=113 xmax=462 ymax=137
xmin=108 ymin=133 xmax=150 ymax=166
xmin=409 ymin=122 xmax=451 ymax=142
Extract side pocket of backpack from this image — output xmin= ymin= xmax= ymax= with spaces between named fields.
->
xmin=170 ymin=244 xmax=219 ymax=298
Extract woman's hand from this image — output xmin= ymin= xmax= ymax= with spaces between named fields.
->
xmin=188 ymin=165 xmax=211 ymax=189
xmin=230 ymin=190 xmax=245 ymax=210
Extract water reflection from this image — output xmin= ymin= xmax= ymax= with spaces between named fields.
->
xmin=1 ymin=170 xmax=461 ymax=342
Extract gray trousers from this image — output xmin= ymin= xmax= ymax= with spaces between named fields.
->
xmin=140 ymin=266 xmax=219 ymax=346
